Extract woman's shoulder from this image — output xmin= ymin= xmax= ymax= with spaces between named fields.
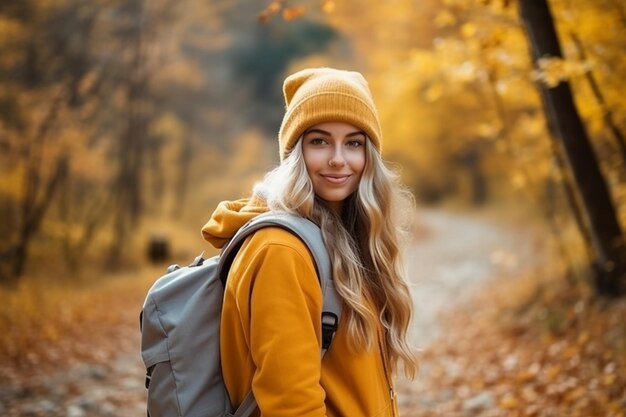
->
xmin=230 ymin=225 xmax=321 ymax=295
xmin=234 ymin=225 xmax=319 ymax=280
xmin=243 ymin=226 xmax=313 ymax=258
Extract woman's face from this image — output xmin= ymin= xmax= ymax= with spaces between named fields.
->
xmin=302 ymin=121 xmax=366 ymax=213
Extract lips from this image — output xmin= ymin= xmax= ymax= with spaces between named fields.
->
xmin=320 ymin=174 xmax=351 ymax=184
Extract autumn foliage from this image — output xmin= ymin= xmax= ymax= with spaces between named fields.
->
xmin=0 ymin=0 xmax=625 ymax=415
xmin=1 ymin=0 xmax=625 ymax=283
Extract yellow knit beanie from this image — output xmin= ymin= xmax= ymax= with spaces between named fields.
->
xmin=278 ymin=67 xmax=382 ymax=160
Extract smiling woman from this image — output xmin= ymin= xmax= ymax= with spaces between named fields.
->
xmin=302 ymin=122 xmax=366 ymax=213
xmin=200 ymin=67 xmax=417 ymax=417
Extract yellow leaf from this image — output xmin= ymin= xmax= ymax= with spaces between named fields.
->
xmin=268 ymin=1 xmax=281 ymax=13
xmin=511 ymin=172 xmax=526 ymax=188
xmin=435 ymin=10 xmax=457 ymax=28
xmin=424 ymin=84 xmax=444 ymax=102
xmin=499 ymin=393 xmax=519 ymax=409
xmin=532 ymin=57 xmax=568 ymax=88
xmin=322 ymin=0 xmax=335 ymax=13
xmin=461 ymin=22 xmax=478 ymax=38
xmin=602 ymin=373 xmax=616 ymax=386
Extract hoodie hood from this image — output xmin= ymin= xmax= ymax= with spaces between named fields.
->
xmin=201 ymin=197 xmax=269 ymax=249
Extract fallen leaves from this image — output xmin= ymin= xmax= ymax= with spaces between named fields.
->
xmin=0 ymin=267 xmax=160 ymax=384
xmin=398 ymin=271 xmax=626 ymax=417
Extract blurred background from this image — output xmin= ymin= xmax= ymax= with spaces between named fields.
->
xmin=0 ymin=0 xmax=625 ymax=416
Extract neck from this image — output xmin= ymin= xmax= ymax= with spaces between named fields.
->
xmin=326 ymin=200 xmax=343 ymax=215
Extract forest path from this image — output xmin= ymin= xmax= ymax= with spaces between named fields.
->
xmin=406 ymin=207 xmax=541 ymax=347
xmin=396 ymin=207 xmax=544 ymax=413
xmin=2 ymin=207 xmax=544 ymax=417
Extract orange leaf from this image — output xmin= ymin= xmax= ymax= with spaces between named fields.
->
xmin=258 ymin=11 xmax=271 ymax=23
xmin=282 ymin=6 xmax=305 ymax=21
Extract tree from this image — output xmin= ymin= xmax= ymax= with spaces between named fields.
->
xmin=0 ymin=1 xmax=101 ymax=283
xmin=519 ymin=0 xmax=625 ymax=296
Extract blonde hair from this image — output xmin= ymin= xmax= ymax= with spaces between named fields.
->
xmin=253 ymin=139 xmax=418 ymax=379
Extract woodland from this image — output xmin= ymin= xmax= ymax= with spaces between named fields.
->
xmin=0 ymin=0 xmax=624 ymax=416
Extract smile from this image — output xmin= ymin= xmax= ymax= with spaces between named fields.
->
xmin=320 ymin=174 xmax=351 ymax=185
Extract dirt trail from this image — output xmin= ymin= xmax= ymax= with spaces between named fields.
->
xmin=396 ymin=208 xmax=543 ymax=411
xmin=2 ymin=208 xmax=543 ymax=416
xmin=406 ymin=208 xmax=540 ymax=346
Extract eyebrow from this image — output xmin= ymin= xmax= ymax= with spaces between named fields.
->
xmin=303 ymin=128 xmax=366 ymax=137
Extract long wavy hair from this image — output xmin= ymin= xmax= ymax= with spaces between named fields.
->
xmin=253 ymin=138 xmax=418 ymax=379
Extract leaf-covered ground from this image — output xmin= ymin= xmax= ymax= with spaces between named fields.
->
xmin=0 ymin=268 xmax=155 ymax=416
xmin=398 ymin=268 xmax=626 ymax=417
xmin=395 ymin=209 xmax=625 ymax=417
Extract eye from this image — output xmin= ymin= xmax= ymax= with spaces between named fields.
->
xmin=308 ymin=137 xmax=328 ymax=145
xmin=347 ymin=139 xmax=364 ymax=148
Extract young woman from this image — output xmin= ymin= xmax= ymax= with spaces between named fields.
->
xmin=202 ymin=67 xmax=418 ymax=417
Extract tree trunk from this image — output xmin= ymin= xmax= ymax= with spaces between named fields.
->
xmin=0 ymin=156 xmax=69 ymax=285
xmin=519 ymin=0 xmax=626 ymax=296
xmin=109 ymin=0 xmax=147 ymax=266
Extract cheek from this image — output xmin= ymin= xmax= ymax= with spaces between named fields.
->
xmin=303 ymin=148 xmax=324 ymax=173
xmin=348 ymin=152 xmax=366 ymax=176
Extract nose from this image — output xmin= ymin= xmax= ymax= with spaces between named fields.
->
xmin=329 ymin=145 xmax=346 ymax=167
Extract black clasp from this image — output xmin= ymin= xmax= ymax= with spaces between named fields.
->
xmin=321 ymin=312 xmax=339 ymax=350
xmin=145 ymin=365 xmax=154 ymax=389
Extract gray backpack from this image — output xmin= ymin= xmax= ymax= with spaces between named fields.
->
xmin=140 ymin=212 xmax=342 ymax=417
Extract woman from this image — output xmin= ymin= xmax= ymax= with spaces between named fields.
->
xmin=202 ymin=67 xmax=418 ymax=417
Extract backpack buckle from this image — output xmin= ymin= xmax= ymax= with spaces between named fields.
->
xmin=189 ymin=252 xmax=205 ymax=267
xmin=321 ymin=312 xmax=339 ymax=350
xmin=145 ymin=366 xmax=154 ymax=389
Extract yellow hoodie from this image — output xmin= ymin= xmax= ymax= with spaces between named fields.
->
xmin=202 ymin=198 xmax=400 ymax=417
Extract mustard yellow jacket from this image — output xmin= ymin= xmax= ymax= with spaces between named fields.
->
xmin=202 ymin=198 xmax=399 ymax=417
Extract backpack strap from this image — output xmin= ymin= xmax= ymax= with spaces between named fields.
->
xmin=218 ymin=212 xmax=328 ymax=286
xmin=232 ymin=393 xmax=257 ymax=417
xmin=218 ymin=212 xmax=342 ymax=417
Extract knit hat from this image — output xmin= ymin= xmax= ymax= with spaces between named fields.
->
xmin=278 ymin=67 xmax=382 ymax=160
